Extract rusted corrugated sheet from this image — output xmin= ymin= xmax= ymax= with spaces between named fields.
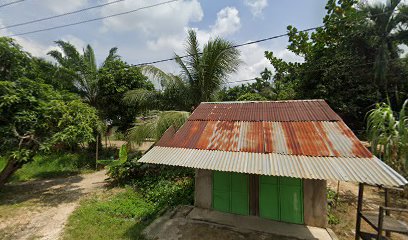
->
xmin=157 ymin=121 xmax=372 ymax=158
xmin=139 ymin=147 xmax=408 ymax=187
xmin=155 ymin=126 xmax=176 ymax=146
xmin=189 ymin=100 xmax=341 ymax=122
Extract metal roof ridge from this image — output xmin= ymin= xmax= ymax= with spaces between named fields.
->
xmin=152 ymin=146 xmax=373 ymax=159
xmin=200 ymin=99 xmax=326 ymax=104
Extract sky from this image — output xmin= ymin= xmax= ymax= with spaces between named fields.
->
xmin=0 ymin=0 xmax=394 ymax=86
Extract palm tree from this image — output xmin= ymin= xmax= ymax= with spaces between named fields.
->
xmin=126 ymin=29 xmax=240 ymax=109
xmin=48 ymin=41 xmax=119 ymax=107
xmin=124 ymin=29 xmax=240 ymax=144
xmin=362 ymin=0 xmax=408 ymax=97
xmin=176 ymin=29 xmax=241 ymax=105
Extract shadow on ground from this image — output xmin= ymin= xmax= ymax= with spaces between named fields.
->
xmin=0 ymin=175 xmax=85 ymax=207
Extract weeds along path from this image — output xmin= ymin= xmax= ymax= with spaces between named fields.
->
xmin=0 ymin=170 xmax=108 ymax=240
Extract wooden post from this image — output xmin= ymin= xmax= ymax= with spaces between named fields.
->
xmin=336 ymin=180 xmax=340 ymax=206
xmin=377 ymin=206 xmax=384 ymax=240
xmin=384 ymin=188 xmax=391 ymax=238
xmin=95 ymin=134 xmax=99 ymax=169
xmin=355 ymin=183 xmax=364 ymax=240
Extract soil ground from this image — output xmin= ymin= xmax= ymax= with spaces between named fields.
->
xmin=327 ymin=180 xmax=408 ymax=240
xmin=0 ymin=170 xmax=108 ymax=240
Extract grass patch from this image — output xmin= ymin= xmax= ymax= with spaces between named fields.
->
xmin=62 ymin=166 xmax=195 ymax=240
xmin=10 ymin=152 xmax=95 ymax=182
xmin=63 ymin=188 xmax=154 ymax=240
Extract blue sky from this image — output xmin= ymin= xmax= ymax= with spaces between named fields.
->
xmin=0 ymin=0 xmax=379 ymax=85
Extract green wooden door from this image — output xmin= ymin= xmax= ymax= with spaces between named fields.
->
xmin=213 ymin=171 xmax=230 ymax=212
xmin=212 ymin=171 xmax=249 ymax=215
xmin=279 ymin=177 xmax=304 ymax=224
xmin=259 ymin=176 xmax=304 ymax=224
xmin=259 ymin=175 xmax=279 ymax=220
xmin=230 ymin=173 xmax=249 ymax=215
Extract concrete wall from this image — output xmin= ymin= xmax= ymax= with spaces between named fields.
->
xmin=303 ymin=179 xmax=327 ymax=228
xmin=194 ymin=169 xmax=212 ymax=209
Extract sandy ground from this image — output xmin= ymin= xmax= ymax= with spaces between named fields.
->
xmin=0 ymin=170 xmax=108 ymax=240
xmin=327 ymin=180 xmax=408 ymax=240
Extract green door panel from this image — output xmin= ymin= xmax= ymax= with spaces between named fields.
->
xmin=259 ymin=175 xmax=280 ymax=220
xmin=279 ymin=177 xmax=304 ymax=224
xmin=230 ymin=173 xmax=249 ymax=215
xmin=213 ymin=171 xmax=230 ymax=213
xmin=259 ymin=176 xmax=304 ymax=224
xmin=212 ymin=172 xmax=249 ymax=215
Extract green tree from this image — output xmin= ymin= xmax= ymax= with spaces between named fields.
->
xmin=0 ymin=37 xmax=32 ymax=81
xmin=125 ymin=29 xmax=241 ymax=109
xmin=48 ymin=41 xmax=119 ymax=107
xmin=362 ymin=0 xmax=408 ymax=98
xmin=97 ymin=59 xmax=154 ymax=131
xmin=176 ymin=29 xmax=240 ymax=105
xmin=0 ymin=78 xmax=101 ymax=187
xmin=263 ymin=0 xmax=408 ymax=129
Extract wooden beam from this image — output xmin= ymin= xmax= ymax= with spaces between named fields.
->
xmin=355 ymin=183 xmax=364 ymax=240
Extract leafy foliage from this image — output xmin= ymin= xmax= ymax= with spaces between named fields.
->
xmin=366 ymin=99 xmax=408 ymax=175
xmin=97 ymin=59 xmax=153 ymax=130
xmin=263 ymin=0 xmax=408 ymax=130
xmin=127 ymin=111 xmax=189 ymax=145
xmin=0 ymin=75 xmax=101 ymax=185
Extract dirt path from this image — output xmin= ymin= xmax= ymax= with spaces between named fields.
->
xmin=0 ymin=170 xmax=108 ymax=240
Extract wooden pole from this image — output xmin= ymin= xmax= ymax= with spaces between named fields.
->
xmin=336 ymin=180 xmax=340 ymax=206
xmin=384 ymin=188 xmax=391 ymax=238
xmin=95 ymin=134 xmax=99 ymax=170
xmin=355 ymin=183 xmax=364 ymax=240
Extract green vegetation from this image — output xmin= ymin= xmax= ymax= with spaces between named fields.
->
xmin=261 ymin=0 xmax=408 ymax=130
xmin=367 ymin=99 xmax=408 ymax=176
xmin=124 ymin=29 xmax=241 ymax=111
xmin=64 ymin=165 xmax=194 ymax=240
xmin=10 ymin=153 xmax=95 ymax=182
xmin=63 ymin=188 xmax=153 ymax=240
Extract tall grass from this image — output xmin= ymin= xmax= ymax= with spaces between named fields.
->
xmin=0 ymin=157 xmax=6 ymax=172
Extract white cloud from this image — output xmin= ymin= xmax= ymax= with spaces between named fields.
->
xmin=148 ymin=7 xmax=241 ymax=53
xmin=211 ymin=7 xmax=241 ymax=36
xmin=228 ymin=43 xmax=270 ymax=85
xmin=244 ymin=0 xmax=268 ymax=17
xmin=100 ymin=0 xmax=203 ymax=37
xmin=227 ymin=43 xmax=304 ymax=86
xmin=42 ymin=0 xmax=88 ymax=14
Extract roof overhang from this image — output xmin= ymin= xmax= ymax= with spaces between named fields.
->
xmin=139 ymin=147 xmax=407 ymax=187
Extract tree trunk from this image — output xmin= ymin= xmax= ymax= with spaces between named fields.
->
xmin=0 ymin=158 xmax=22 ymax=188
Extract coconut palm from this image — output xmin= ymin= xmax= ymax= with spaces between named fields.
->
xmin=126 ymin=29 xmax=240 ymax=109
xmin=176 ymin=29 xmax=241 ymax=105
xmin=48 ymin=41 xmax=119 ymax=107
xmin=362 ymin=0 xmax=408 ymax=95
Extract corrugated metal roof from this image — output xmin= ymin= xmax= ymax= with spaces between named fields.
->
xmin=141 ymin=100 xmax=407 ymax=187
xmin=189 ymin=100 xmax=341 ymax=122
xmin=156 ymin=121 xmax=372 ymax=158
xmin=139 ymin=147 xmax=408 ymax=187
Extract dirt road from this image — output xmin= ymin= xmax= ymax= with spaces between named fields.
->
xmin=0 ymin=170 xmax=107 ymax=240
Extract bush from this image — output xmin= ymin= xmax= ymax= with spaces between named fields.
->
xmin=327 ymin=189 xmax=340 ymax=225
xmin=10 ymin=152 xmax=95 ymax=182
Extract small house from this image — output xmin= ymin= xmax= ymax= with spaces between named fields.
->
xmin=139 ymin=100 xmax=407 ymax=228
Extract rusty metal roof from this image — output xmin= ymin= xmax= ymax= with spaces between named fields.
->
xmin=156 ymin=121 xmax=372 ymax=158
xmin=140 ymin=147 xmax=408 ymax=187
xmin=139 ymin=100 xmax=407 ymax=187
xmin=189 ymin=100 xmax=341 ymax=122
